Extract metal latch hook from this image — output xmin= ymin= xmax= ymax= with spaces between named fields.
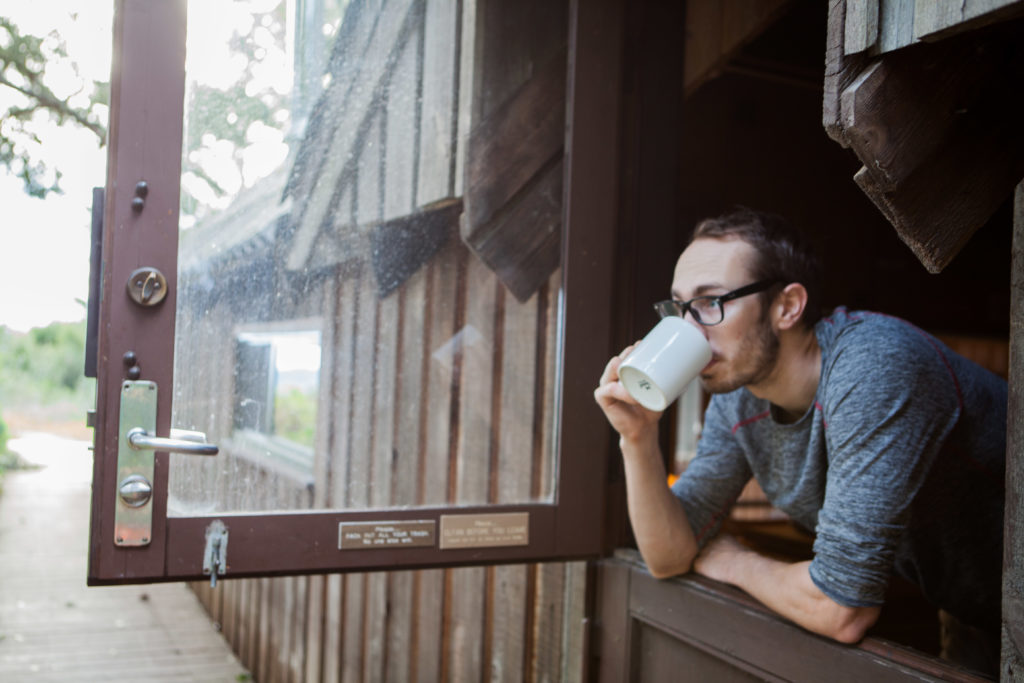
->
xmin=203 ymin=520 xmax=229 ymax=589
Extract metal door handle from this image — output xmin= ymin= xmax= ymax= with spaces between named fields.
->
xmin=126 ymin=427 xmax=219 ymax=455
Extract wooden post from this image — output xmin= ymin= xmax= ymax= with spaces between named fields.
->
xmin=1003 ymin=180 xmax=1024 ymax=679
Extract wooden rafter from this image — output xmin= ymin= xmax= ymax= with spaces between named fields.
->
xmin=683 ymin=0 xmax=794 ymax=96
xmin=825 ymin=0 xmax=1024 ymax=272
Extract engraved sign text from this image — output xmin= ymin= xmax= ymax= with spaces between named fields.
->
xmin=439 ymin=512 xmax=529 ymax=550
xmin=338 ymin=520 xmax=436 ymax=550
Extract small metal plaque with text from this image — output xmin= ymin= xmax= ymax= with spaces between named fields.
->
xmin=439 ymin=512 xmax=529 ymax=550
xmin=338 ymin=520 xmax=436 ymax=550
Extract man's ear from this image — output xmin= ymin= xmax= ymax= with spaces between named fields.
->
xmin=773 ymin=283 xmax=808 ymax=331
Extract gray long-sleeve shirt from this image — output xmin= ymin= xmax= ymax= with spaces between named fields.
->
xmin=671 ymin=307 xmax=1006 ymax=630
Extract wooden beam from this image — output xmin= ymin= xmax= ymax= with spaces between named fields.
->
xmin=824 ymin=0 xmax=872 ymax=146
xmin=1002 ymin=180 xmax=1024 ymax=679
xmin=462 ymin=50 xmax=565 ymax=233
xmin=284 ymin=1 xmax=421 ymax=271
xmin=876 ymin=0 xmax=918 ymax=53
xmin=828 ymin=15 xmax=1024 ymax=271
xmin=461 ymin=49 xmax=566 ymax=303
xmin=850 ymin=113 xmax=1022 ymax=273
xmin=416 ymin=0 xmax=462 ymax=207
xmin=683 ymin=0 xmax=793 ymax=96
xmin=371 ymin=198 xmax=461 ymax=297
xmin=462 ymin=158 xmax=562 ymax=303
xmin=838 ymin=38 xmax=1003 ymax=192
xmin=601 ymin=551 xmax=993 ymax=681
xmin=845 ymin=0 xmax=1024 ymax=56
xmin=303 ymin=197 xmax=461 ymax=295
xmin=914 ymin=0 xmax=1024 ymax=42
xmin=845 ymin=0 xmax=879 ymax=54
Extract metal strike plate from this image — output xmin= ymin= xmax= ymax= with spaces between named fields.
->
xmin=126 ymin=267 xmax=167 ymax=306
xmin=114 ymin=380 xmax=158 ymax=546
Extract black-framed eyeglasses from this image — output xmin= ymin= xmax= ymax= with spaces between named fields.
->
xmin=653 ymin=279 xmax=778 ymax=326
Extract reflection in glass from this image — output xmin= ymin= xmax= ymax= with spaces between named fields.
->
xmin=169 ymin=0 xmax=564 ymax=515
xmin=233 ymin=328 xmax=321 ymax=457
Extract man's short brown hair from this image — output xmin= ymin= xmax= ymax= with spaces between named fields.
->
xmin=691 ymin=207 xmax=823 ymax=326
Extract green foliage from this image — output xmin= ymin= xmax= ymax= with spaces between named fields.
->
xmin=0 ymin=15 xmax=107 ymax=197
xmin=273 ymin=387 xmax=316 ymax=448
xmin=0 ymin=321 xmax=95 ymax=412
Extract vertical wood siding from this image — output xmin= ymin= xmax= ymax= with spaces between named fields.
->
xmin=187 ymin=240 xmax=584 ymax=681
xmin=178 ymin=1 xmax=584 ymax=680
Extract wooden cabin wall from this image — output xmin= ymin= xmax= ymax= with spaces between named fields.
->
xmin=176 ymin=1 xmax=585 ymax=681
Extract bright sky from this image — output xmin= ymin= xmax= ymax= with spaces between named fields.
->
xmin=0 ymin=2 xmax=113 ymax=332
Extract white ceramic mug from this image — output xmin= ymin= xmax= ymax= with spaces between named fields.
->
xmin=618 ymin=317 xmax=711 ymax=411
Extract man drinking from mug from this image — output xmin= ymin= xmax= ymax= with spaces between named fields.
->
xmin=594 ymin=208 xmax=1006 ymax=674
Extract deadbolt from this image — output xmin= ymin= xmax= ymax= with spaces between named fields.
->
xmin=126 ymin=267 xmax=167 ymax=306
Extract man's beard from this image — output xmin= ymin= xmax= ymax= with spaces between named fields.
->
xmin=700 ymin=315 xmax=780 ymax=394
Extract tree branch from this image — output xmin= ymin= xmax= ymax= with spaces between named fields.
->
xmin=0 ymin=74 xmax=106 ymax=143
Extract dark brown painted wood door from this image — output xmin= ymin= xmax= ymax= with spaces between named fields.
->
xmin=87 ymin=0 xmax=623 ymax=585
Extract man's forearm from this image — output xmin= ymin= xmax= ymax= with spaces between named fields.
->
xmin=620 ymin=431 xmax=698 ymax=578
xmin=694 ymin=536 xmax=880 ymax=643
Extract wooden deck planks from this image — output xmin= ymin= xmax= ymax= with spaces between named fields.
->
xmin=0 ymin=435 xmax=249 ymax=682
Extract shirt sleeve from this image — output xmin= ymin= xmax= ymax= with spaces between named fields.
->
xmin=809 ymin=322 xmax=962 ymax=607
xmin=671 ymin=394 xmax=753 ymax=550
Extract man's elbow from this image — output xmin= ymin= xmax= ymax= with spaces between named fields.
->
xmin=647 ymin=563 xmax=685 ymax=580
xmin=643 ymin=554 xmax=693 ymax=580
xmin=828 ymin=606 xmax=881 ymax=644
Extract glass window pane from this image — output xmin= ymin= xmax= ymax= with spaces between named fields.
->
xmin=169 ymin=0 xmax=563 ymax=515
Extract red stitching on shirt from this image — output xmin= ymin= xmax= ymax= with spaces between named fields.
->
xmin=696 ymin=502 xmax=732 ymax=545
xmin=814 ymin=400 xmax=828 ymax=429
xmin=832 ymin=311 xmax=998 ymax=484
xmin=731 ymin=410 xmax=770 ymax=434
